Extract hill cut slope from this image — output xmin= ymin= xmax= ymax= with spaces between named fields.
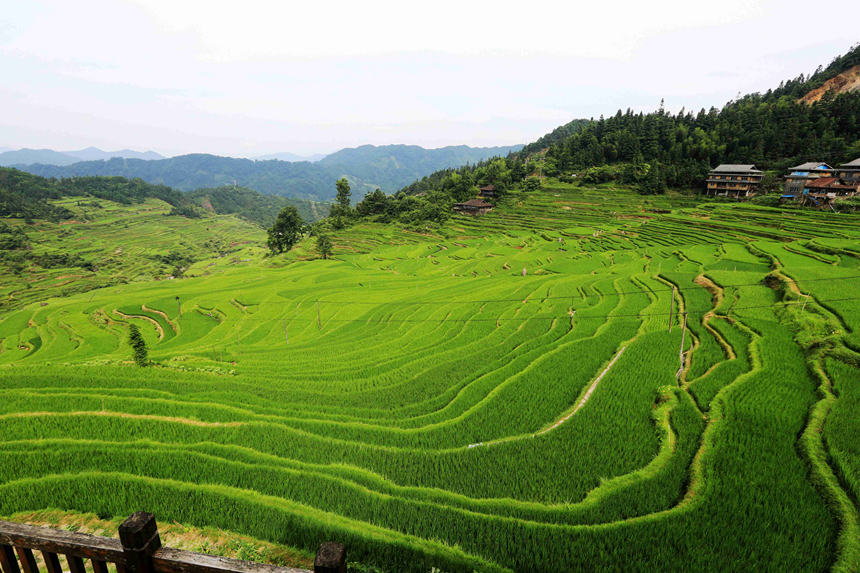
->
xmin=800 ymin=64 xmax=860 ymax=104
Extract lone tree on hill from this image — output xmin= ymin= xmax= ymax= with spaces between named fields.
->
xmin=128 ymin=324 xmax=148 ymax=367
xmin=267 ymin=205 xmax=304 ymax=254
xmin=316 ymin=233 xmax=333 ymax=259
xmin=336 ymin=178 xmax=351 ymax=207
xmin=331 ymin=178 xmax=352 ymax=218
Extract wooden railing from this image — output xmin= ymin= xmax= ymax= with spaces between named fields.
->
xmin=0 ymin=513 xmax=345 ymax=573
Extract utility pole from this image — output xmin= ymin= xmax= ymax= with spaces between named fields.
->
xmin=668 ymin=286 xmax=676 ymax=332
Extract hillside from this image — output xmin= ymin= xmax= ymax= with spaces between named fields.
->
xmin=13 ymin=144 xmax=522 ymax=202
xmin=1 ymin=179 xmax=858 ymax=571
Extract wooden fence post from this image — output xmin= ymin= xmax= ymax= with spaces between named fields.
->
xmin=313 ymin=542 xmax=345 ymax=573
xmin=119 ymin=513 xmax=161 ymax=573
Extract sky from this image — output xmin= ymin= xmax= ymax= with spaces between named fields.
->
xmin=0 ymin=0 xmax=857 ymax=158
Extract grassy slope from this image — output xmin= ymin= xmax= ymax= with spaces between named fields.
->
xmin=0 ymin=181 xmax=858 ymax=572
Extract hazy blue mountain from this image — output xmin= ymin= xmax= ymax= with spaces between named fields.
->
xmin=64 ymin=147 xmax=165 ymax=161
xmin=0 ymin=147 xmax=164 ymax=166
xmin=318 ymin=144 xmax=523 ymax=193
xmin=18 ymin=154 xmax=336 ymax=200
xmin=253 ymin=151 xmax=327 ymax=162
xmin=15 ymin=144 xmax=523 ymax=201
xmin=321 ymin=144 xmax=521 ymax=170
xmin=0 ymin=148 xmax=80 ymax=166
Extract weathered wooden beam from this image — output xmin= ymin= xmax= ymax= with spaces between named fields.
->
xmin=92 ymin=560 xmax=110 ymax=573
xmin=152 ymin=548 xmax=309 ymax=573
xmin=313 ymin=543 xmax=345 ymax=573
xmin=39 ymin=553 xmax=61 ymax=573
xmin=0 ymin=545 xmax=22 ymax=573
xmin=66 ymin=555 xmax=86 ymax=573
xmin=119 ymin=513 xmax=161 ymax=573
xmin=0 ymin=521 xmax=124 ymax=564
xmin=13 ymin=548 xmax=38 ymax=573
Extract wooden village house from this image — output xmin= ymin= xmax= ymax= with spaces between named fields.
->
xmin=453 ymin=198 xmax=494 ymax=215
xmin=782 ymin=161 xmax=834 ymax=199
xmin=801 ymin=176 xmax=859 ymax=207
xmin=837 ymin=157 xmax=860 ymax=185
xmin=779 ymin=157 xmax=859 ymax=205
xmin=705 ymin=164 xmax=763 ymax=198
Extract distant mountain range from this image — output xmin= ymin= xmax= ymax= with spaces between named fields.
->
xmin=253 ymin=151 xmax=327 ymax=162
xmin=0 ymin=147 xmax=164 ymax=166
xmin=12 ymin=144 xmax=522 ymax=201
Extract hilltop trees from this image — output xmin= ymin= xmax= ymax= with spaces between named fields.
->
xmin=267 ymin=206 xmax=304 ymax=254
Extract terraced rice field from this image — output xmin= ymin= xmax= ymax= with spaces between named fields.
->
xmin=1 ymin=182 xmax=859 ymax=572
xmin=1 ymin=197 xmax=266 ymax=311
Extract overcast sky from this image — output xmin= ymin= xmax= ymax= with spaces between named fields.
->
xmin=1 ymin=0 xmax=857 ymax=157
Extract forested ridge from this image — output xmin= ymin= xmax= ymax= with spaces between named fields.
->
xmin=535 ymin=44 xmax=860 ymax=187
xmin=397 ymin=43 xmax=860 ymax=196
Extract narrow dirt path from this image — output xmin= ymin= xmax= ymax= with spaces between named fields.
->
xmin=536 ymin=345 xmax=628 ymax=435
xmin=0 ymin=410 xmax=243 ymax=427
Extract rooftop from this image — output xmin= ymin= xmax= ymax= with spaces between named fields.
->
xmin=841 ymin=157 xmax=860 ymax=168
xmin=710 ymin=164 xmax=763 ymax=174
xmin=806 ymin=177 xmax=840 ymax=187
xmin=790 ymin=162 xmax=833 ymax=171
xmin=807 ymin=177 xmax=856 ymax=189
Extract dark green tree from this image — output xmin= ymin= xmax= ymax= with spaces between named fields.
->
xmin=336 ymin=177 xmax=351 ymax=207
xmin=637 ymin=163 xmax=666 ymax=195
xmin=128 ymin=324 xmax=148 ymax=367
xmin=316 ymin=233 xmax=333 ymax=259
xmin=266 ymin=205 xmax=304 ymax=254
xmin=522 ymin=178 xmax=542 ymax=192
xmin=356 ymin=189 xmax=388 ymax=216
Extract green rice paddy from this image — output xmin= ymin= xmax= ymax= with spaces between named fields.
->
xmin=1 ymin=182 xmax=858 ymax=572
